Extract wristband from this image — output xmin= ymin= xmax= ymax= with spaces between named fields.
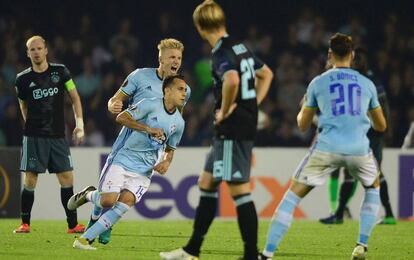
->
xmin=75 ymin=117 xmax=84 ymax=130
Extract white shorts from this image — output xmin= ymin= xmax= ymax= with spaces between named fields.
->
xmin=98 ymin=164 xmax=151 ymax=203
xmin=293 ymin=149 xmax=379 ymax=187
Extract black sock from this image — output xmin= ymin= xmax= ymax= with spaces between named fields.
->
xmin=379 ymin=175 xmax=394 ymax=217
xmin=235 ymin=194 xmax=258 ymax=260
xmin=335 ymin=180 xmax=355 ymax=219
xmin=21 ymin=187 xmax=35 ymax=225
xmin=183 ymin=189 xmax=217 ymax=257
xmin=61 ymin=186 xmax=78 ymax=229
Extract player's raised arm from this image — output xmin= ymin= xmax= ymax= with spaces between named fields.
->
xmin=255 ymin=64 xmax=273 ymax=105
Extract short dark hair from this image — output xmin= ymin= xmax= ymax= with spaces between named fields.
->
xmin=352 ymin=47 xmax=369 ymax=75
xmin=162 ymin=74 xmax=185 ymax=94
xmin=329 ymin=33 xmax=353 ymax=58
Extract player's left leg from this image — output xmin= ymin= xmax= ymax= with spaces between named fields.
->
xmin=50 ymin=137 xmax=84 ymax=232
xmin=80 ymin=190 xmax=134 ymax=243
xmin=228 ymin=182 xmax=258 ymax=260
xmin=261 ymin=181 xmax=313 ymax=259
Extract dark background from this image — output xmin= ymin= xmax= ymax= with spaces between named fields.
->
xmin=1 ymin=0 xmax=413 ymax=147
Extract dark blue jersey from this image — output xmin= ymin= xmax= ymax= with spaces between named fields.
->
xmin=211 ymin=35 xmax=265 ymax=140
xmin=15 ymin=63 xmax=73 ymax=138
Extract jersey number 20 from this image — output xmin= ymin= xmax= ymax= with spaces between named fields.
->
xmin=240 ymin=58 xmax=256 ymax=100
xmin=330 ymin=83 xmax=361 ymax=116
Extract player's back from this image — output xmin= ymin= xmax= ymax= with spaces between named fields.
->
xmin=308 ymin=68 xmax=380 ymax=155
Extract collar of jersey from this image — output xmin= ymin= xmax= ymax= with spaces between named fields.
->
xmin=212 ymin=34 xmax=229 ymax=54
xmin=163 ymin=99 xmax=177 ymax=115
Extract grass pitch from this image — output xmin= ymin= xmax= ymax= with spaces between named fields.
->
xmin=1 ymin=219 xmax=413 ymax=259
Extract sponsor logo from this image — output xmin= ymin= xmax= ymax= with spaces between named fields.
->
xmin=29 ymin=82 xmax=36 ymax=88
xmin=33 ymin=87 xmax=59 ymax=100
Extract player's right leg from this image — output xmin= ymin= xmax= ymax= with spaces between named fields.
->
xmin=14 ymin=172 xmax=38 ymax=233
xmin=346 ymin=153 xmax=381 ymax=259
xmin=262 ymin=181 xmax=313 ymax=259
xmin=262 ymin=150 xmax=336 ymax=259
xmin=15 ymin=136 xmax=46 ymax=234
xmin=160 ymin=147 xmax=217 ymax=260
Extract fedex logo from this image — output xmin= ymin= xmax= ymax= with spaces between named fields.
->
xmin=134 ymin=175 xmax=306 ymax=219
xmin=100 ymin=154 xmax=306 ymax=219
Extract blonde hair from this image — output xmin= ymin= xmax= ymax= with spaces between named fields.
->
xmin=26 ymin=35 xmax=46 ymax=49
xmin=193 ymin=0 xmax=226 ymax=32
xmin=158 ymin=38 xmax=184 ymax=56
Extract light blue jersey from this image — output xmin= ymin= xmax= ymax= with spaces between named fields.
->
xmin=108 ymin=98 xmax=185 ymax=177
xmin=120 ymin=67 xmax=191 ymax=106
xmin=306 ymin=68 xmax=380 ymax=155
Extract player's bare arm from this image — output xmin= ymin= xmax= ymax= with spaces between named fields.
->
xmin=17 ymin=97 xmax=27 ymax=122
xmin=153 ymin=147 xmax=175 ymax=175
xmin=68 ymin=88 xmax=85 ymax=145
xmin=108 ymin=89 xmax=129 ymax=114
xmin=116 ymin=110 xmax=164 ymax=139
xmin=297 ymin=106 xmax=317 ymax=132
xmin=255 ymin=64 xmax=273 ymax=105
xmin=215 ymin=70 xmax=239 ymax=125
xmin=368 ymin=106 xmax=387 ymax=132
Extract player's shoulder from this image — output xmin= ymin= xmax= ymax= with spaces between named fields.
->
xmin=130 ymin=67 xmax=156 ymax=76
xmin=128 ymin=67 xmax=157 ymax=80
xmin=356 ymin=71 xmax=376 ymax=89
xmin=16 ymin=67 xmax=32 ymax=79
xmin=212 ymin=36 xmax=236 ymax=55
xmin=138 ymin=96 xmax=159 ymax=105
xmin=49 ymin=63 xmax=67 ymax=70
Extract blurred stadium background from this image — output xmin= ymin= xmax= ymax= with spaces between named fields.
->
xmin=1 ymin=0 xmax=414 ymax=147
xmin=1 ymin=0 xmax=414 ymax=258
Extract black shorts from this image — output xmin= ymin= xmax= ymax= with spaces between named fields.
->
xmin=20 ymin=136 xmax=73 ymax=174
xmin=204 ymin=139 xmax=254 ymax=183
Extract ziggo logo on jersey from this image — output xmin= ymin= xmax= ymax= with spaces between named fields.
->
xmin=134 ymin=175 xmax=306 ymax=219
xmin=33 ymin=87 xmax=58 ymax=99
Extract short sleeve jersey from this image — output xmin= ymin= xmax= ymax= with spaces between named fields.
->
xmin=110 ymin=98 xmax=185 ymax=177
xmin=305 ymin=68 xmax=380 ymax=155
xmin=15 ymin=63 xmax=74 ymax=137
xmin=120 ymin=67 xmax=191 ymax=106
xmin=211 ymin=36 xmax=265 ymax=140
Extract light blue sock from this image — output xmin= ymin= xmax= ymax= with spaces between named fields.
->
xmin=91 ymin=206 xmax=102 ymax=221
xmin=263 ymin=190 xmax=301 ymax=257
xmin=86 ymin=190 xmax=102 ymax=208
xmin=82 ymin=201 xmax=130 ymax=241
xmin=358 ymin=188 xmax=380 ymax=247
